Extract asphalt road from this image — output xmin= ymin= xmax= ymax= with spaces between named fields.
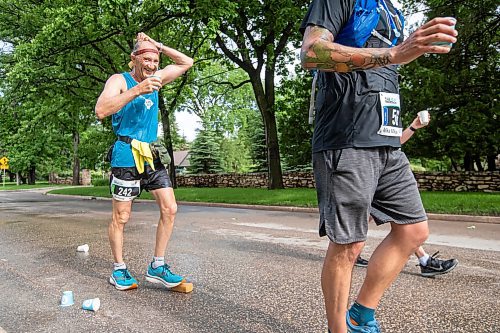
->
xmin=0 ymin=190 xmax=499 ymax=333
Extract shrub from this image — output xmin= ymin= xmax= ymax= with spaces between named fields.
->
xmin=92 ymin=178 xmax=109 ymax=186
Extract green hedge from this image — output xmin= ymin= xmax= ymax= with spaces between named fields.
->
xmin=92 ymin=178 xmax=110 ymax=186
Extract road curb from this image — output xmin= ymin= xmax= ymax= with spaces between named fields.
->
xmin=426 ymin=213 xmax=500 ymax=224
xmin=177 ymin=202 xmax=500 ymax=224
xmin=44 ymin=192 xmax=500 ymax=225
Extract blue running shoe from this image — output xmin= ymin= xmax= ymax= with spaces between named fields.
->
xmin=109 ymin=269 xmax=138 ymax=290
xmin=346 ymin=311 xmax=381 ymax=333
xmin=145 ymin=263 xmax=183 ymax=288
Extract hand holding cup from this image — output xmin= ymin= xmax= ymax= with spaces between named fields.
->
xmin=139 ymin=75 xmax=162 ymax=94
xmin=411 ymin=111 xmax=431 ymax=130
xmin=431 ymin=17 xmax=457 ymax=47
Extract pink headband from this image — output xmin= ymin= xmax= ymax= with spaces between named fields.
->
xmin=133 ymin=48 xmax=159 ymax=56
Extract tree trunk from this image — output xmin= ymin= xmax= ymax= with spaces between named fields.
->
xmin=473 ymin=155 xmax=484 ymax=171
xmin=72 ymin=131 xmax=80 ymax=185
xmin=487 ymin=154 xmax=497 ymax=171
xmin=27 ymin=165 xmax=36 ymax=185
xmin=249 ymin=71 xmax=284 ymax=189
xmin=159 ymin=95 xmax=177 ymax=188
xmin=16 ymin=172 xmax=21 ymax=185
xmin=463 ymin=152 xmax=473 ymax=171
xmin=263 ymin=111 xmax=283 ymax=189
xmin=450 ymin=157 xmax=458 ymax=171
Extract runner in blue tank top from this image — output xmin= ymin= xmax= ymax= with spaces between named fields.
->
xmin=95 ymin=32 xmax=193 ymax=291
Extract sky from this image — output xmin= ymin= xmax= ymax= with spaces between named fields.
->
xmin=175 ymin=111 xmax=201 ymax=141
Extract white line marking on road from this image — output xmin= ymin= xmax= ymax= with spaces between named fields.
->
xmin=366 ymin=229 xmax=500 ymax=252
xmin=213 ymin=229 xmax=328 ymax=249
xmin=232 ymin=222 xmax=500 ymax=252
xmin=233 ymin=222 xmax=317 ymax=233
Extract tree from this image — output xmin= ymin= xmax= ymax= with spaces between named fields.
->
xmin=243 ymin=113 xmax=268 ymax=173
xmin=0 ymin=88 xmax=75 ymax=184
xmin=79 ymin=124 xmax=115 ymax=170
xmin=276 ymin=69 xmax=314 ymax=170
xmin=192 ymin=0 xmax=311 ymax=188
xmin=400 ymin=0 xmax=499 ymax=171
xmin=219 ymin=136 xmax=253 ymax=173
xmin=189 ymin=123 xmax=224 ymax=174
xmin=0 ymin=0 xmax=196 ymax=184
xmin=179 ymin=61 xmax=257 ymax=173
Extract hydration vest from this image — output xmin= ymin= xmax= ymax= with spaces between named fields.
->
xmin=336 ymin=0 xmax=405 ymax=48
xmin=308 ymin=0 xmax=405 ymax=124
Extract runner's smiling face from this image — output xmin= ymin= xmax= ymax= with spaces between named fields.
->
xmin=131 ymin=42 xmax=159 ymax=81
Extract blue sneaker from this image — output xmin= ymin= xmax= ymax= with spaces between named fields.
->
xmin=346 ymin=311 xmax=381 ymax=333
xmin=145 ymin=263 xmax=183 ymax=288
xmin=109 ymin=269 xmax=138 ymax=290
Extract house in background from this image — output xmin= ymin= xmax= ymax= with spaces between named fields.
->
xmin=173 ymin=150 xmax=190 ymax=175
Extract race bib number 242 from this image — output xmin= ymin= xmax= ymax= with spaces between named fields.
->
xmin=110 ymin=177 xmax=141 ymax=202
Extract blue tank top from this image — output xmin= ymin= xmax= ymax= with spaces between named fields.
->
xmin=111 ymin=72 xmax=159 ymax=167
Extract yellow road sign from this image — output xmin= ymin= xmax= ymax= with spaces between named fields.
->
xmin=0 ymin=157 xmax=9 ymax=170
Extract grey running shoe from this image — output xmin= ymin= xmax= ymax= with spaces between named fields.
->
xmin=419 ymin=251 xmax=458 ymax=277
xmin=355 ymin=256 xmax=369 ymax=268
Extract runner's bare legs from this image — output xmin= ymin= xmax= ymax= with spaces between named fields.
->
xmin=109 ymin=200 xmax=133 ymax=263
xmin=151 ymin=187 xmax=177 ymax=257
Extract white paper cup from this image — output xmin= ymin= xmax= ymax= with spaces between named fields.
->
xmin=77 ymin=244 xmax=89 ymax=253
xmin=60 ymin=291 xmax=74 ymax=307
xmin=82 ymin=298 xmax=100 ymax=312
xmin=418 ymin=111 xmax=430 ymax=125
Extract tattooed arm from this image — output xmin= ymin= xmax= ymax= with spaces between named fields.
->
xmin=300 ymin=26 xmax=392 ymax=72
xmin=300 ymin=18 xmax=458 ymax=72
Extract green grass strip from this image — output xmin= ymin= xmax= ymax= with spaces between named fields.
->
xmin=47 ymin=186 xmax=499 ymax=216
xmin=0 ymin=182 xmax=70 ymax=190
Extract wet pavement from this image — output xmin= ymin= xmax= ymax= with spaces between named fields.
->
xmin=0 ymin=190 xmax=499 ymax=333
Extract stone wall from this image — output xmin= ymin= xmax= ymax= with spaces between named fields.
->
xmin=415 ymin=172 xmax=499 ymax=192
xmin=177 ymin=171 xmax=500 ymax=192
xmin=49 ymin=169 xmax=91 ymax=186
xmin=177 ymin=172 xmax=315 ymax=188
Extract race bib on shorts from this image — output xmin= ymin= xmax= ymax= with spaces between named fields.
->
xmin=110 ymin=176 xmax=141 ymax=201
xmin=377 ymin=92 xmax=402 ymax=137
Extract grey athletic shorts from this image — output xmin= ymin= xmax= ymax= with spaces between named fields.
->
xmin=313 ymin=147 xmax=427 ymax=244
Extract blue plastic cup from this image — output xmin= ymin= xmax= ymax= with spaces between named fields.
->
xmin=60 ymin=291 xmax=74 ymax=307
xmin=82 ymin=298 xmax=100 ymax=312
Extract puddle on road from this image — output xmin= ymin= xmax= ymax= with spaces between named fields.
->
xmin=5 ymin=220 xmax=26 ymax=225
